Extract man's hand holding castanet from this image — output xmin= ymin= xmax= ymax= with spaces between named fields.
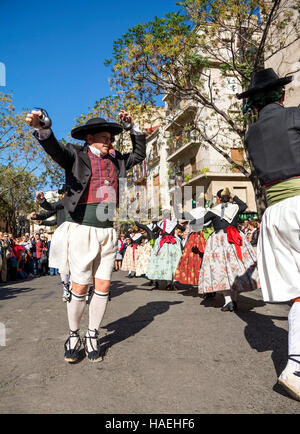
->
xmin=119 ymin=110 xmax=134 ymax=127
xmin=27 ymin=212 xmax=37 ymax=220
xmin=36 ymin=191 xmax=45 ymax=202
xmin=26 ymin=110 xmax=44 ymax=130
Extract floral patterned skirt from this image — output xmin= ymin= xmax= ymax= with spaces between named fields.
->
xmin=146 ymin=236 xmax=182 ymax=281
xmin=198 ymin=230 xmax=260 ymax=294
xmin=135 ymin=242 xmax=153 ymax=277
xmin=174 ymin=232 xmax=207 ymax=286
xmin=121 ymin=245 xmax=143 ymax=272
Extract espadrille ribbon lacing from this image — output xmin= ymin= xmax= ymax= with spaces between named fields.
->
xmin=64 ymin=329 xmax=82 ymax=363
xmin=83 ymin=328 xmax=103 ymax=363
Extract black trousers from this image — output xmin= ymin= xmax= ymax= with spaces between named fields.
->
xmin=39 ymin=260 xmax=48 ymax=276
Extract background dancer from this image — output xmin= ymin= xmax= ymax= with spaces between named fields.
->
xmin=236 ymin=68 xmax=300 ymax=400
xmin=134 ymin=221 xmax=157 ymax=278
xmin=197 ymin=188 xmax=259 ymax=311
xmin=115 ymin=233 xmax=125 ymax=271
xmin=173 ymin=204 xmax=212 ymax=291
xmin=121 ymin=231 xmax=144 ymax=278
xmin=26 ymin=109 xmax=146 ymax=363
xmin=29 ymin=190 xmax=70 ymax=302
xmin=146 ymin=218 xmax=182 ymax=290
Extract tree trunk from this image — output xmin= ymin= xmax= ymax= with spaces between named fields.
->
xmin=249 ymin=168 xmax=267 ymax=220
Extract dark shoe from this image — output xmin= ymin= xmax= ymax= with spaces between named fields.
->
xmin=203 ymin=292 xmax=216 ymax=299
xmin=83 ymin=329 xmax=103 ymax=363
xmin=62 ymin=282 xmax=71 ymax=302
xmin=221 ymin=301 xmax=237 ymax=312
xmin=64 ymin=329 xmax=82 ymax=363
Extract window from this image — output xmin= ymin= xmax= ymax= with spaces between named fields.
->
xmin=231 ymin=148 xmax=244 ymax=172
xmin=233 ymin=187 xmax=247 ymax=204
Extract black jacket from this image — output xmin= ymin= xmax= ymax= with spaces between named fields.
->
xmin=39 ymin=198 xmax=68 ymax=227
xmin=245 ymin=103 xmax=300 ymax=186
xmin=196 ymin=196 xmax=247 ymax=233
xmin=35 ymin=209 xmax=57 ymax=227
xmin=34 ymin=130 xmax=146 ymax=213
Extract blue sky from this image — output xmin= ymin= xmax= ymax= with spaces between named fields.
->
xmin=0 ymin=0 xmax=180 ymax=140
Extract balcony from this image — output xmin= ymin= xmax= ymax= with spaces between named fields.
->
xmin=147 ymin=153 xmax=160 ymax=168
xmin=167 ymin=138 xmax=200 ymax=162
xmin=181 ymin=160 xmax=247 ymax=186
xmin=165 ymin=100 xmax=198 ymax=131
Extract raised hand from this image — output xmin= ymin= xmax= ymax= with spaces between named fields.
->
xmin=26 ymin=110 xmax=43 ymax=129
xmin=119 ymin=110 xmax=133 ymax=126
xmin=36 ymin=191 xmax=45 ymax=202
xmin=27 ymin=212 xmax=37 ymax=220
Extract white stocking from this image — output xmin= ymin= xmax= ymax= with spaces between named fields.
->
xmin=86 ymin=291 xmax=109 ymax=352
xmin=66 ymin=291 xmax=87 ymax=348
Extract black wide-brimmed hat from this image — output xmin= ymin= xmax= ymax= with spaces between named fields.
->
xmin=71 ymin=117 xmax=123 ymax=140
xmin=236 ymin=68 xmax=293 ymax=100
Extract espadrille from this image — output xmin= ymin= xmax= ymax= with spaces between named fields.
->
xmin=83 ymin=329 xmax=103 ymax=363
xmin=64 ymin=329 xmax=81 ymax=363
xmin=278 ymin=365 xmax=300 ymax=401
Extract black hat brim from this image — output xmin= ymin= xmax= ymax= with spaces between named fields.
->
xmin=71 ymin=122 xmax=123 ymax=140
xmin=236 ymin=76 xmax=293 ymax=99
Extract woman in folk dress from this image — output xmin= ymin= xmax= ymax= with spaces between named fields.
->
xmin=133 ymin=221 xmax=159 ymax=277
xmin=174 ymin=206 xmax=211 ymax=290
xmin=146 ymin=219 xmax=182 ymax=290
xmin=197 ymin=188 xmax=260 ymax=311
xmin=121 ymin=232 xmax=144 ymax=277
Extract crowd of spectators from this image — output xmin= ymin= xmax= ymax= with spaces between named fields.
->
xmin=0 ymin=230 xmax=58 ymax=283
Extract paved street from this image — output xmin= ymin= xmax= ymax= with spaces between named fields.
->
xmin=0 ymin=271 xmax=299 ymax=414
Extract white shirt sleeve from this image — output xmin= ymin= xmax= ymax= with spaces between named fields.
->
xmin=35 ymin=128 xmax=52 ymax=140
xmin=130 ymin=123 xmax=143 ymax=135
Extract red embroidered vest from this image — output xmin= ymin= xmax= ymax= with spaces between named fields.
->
xmin=79 ymin=148 xmax=118 ymax=204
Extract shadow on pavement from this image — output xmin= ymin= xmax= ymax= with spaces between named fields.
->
xmin=199 ymin=292 xmax=266 ymax=311
xmin=236 ymin=308 xmax=291 ymax=400
xmin=100 ymin=300 xmax=183 ymax=356
xmin=236 ymin=310 xmax=288 ymax=375
xmin=0 ymin=286 xmax=36 ymax=301
xmin=110 ymin=280 xmax=144 ymax=299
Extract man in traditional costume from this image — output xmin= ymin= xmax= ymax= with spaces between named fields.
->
xmin=236 ymin=68 xmax=300 ymax=400
xmin=197 ymin=188 xmax=259 ymax=311
xmin=26 ymin=109 xmax=146 ymax=363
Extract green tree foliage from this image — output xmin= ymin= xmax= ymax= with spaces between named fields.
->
xmin=0 ymin=92 xmax=65 ymax=196
xmin=0 ymin=165 xmax=40 ymax=234
xmin=105 ymin=0 xmax=300 ymax=214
